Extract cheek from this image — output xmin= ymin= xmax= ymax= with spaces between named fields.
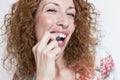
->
xmin=70 ymin=24 xmax=75 ymax=34
xmin=67 ymin=24 xmax=75 ymax=39
xmin=36 ymin=15 xmax=56 ymax=30
xmin=35 ymin=15 xmax=56 ymax=41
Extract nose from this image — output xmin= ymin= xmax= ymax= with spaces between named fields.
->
xmin=57 ymin=14 xmax=69 ymax=29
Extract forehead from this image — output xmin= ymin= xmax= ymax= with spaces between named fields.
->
xmin=40 ymin=0 xmax=75 ymax=8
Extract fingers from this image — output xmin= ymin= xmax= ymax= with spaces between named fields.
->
xmin=40 ymin=32 xmax=57 ymax=46
xmin=33 ymin=32 xmax=57 ymax=53
xmin=42 ymin=40 xmax=58 ymax=54
xmin=35 ymin=32 xmax=50 ymax=54
xmin=48 ymin=47 xmax=61 ymax=58
xmin=32 ymin=31 xmax=60 ymax=59
xmin=38 ymin=32 xmax=58 ymax=52
xmin=32 ymin=32 xmax=60 ymax=79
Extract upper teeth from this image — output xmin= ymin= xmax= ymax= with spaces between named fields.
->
xmin=58 ymin=33 xmax=66 ymax=38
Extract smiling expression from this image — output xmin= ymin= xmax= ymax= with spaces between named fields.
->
xmin=35 ymin=0 xmax=76 ymax=50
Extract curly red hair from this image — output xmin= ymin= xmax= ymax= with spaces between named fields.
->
xmin=2 ymin=0 xmax=100 ymax=79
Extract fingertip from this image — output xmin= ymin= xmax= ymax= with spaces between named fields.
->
xmin=49 ymin=33 xmax=58 ymax=40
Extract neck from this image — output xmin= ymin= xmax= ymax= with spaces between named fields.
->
xmin=55 ymin=54 xmax=75 ymax=79
xmin=55 ymin=53 xmax=66 ymax=71
xmin=55 ymin=52 xmax=74 ymax=72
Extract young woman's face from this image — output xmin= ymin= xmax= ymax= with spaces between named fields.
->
xmin=35 ymin=0 xmax=76 ymax=50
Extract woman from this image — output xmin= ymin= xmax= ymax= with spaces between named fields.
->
xmin=2 ymin=0 xmax=115 ymax=80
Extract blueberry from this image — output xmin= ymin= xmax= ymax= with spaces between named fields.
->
xmin=56 ymin=36 xmax=64 ymax=41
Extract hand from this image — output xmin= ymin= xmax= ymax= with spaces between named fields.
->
xmin=32 ymin=32 xmax=61 ymax=80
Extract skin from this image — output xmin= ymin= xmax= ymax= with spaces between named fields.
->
xmin=32 ymin=0 xmax=76 ymax=80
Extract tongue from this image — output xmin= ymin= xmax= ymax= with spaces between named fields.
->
xmin=58 ymin=40 xmax=65 ymax=47
xmin=50 ymin=32 xmax=66 ymax=47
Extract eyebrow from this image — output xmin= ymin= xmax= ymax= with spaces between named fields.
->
xmin=42 ymin=2 xmax=75 ymax=10
xmin=68 ymin=7 xmax=75 ymax=10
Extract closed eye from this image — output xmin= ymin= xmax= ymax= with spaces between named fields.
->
xmin=46 ymin=9 xmax=57 ymax=12
xmin=67 ymin=13 xmax=75 ymax=18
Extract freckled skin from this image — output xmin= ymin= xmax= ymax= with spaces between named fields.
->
xmin=32 ymin=0 xmax=76 ymax=79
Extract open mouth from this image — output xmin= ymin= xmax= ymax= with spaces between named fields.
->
xmin=51 ymin=31 xmax=68 ymax=47
xmin=56 ymin=33 xmax=66 ymax=42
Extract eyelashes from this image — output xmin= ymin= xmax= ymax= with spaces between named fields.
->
xmin=46 ymin=9 xmax=75 ymax=18
xmin=67 ymin=13 xmax=75 ymax=18
xmin=46 ymin=9 xmax=57 ymax=12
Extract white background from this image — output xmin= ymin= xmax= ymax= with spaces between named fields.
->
xmin=0 ymin=0 xmax=120 ymax=80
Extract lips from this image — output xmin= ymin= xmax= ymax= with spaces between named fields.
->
xmin=50 ymin=31 xmax=69 ymax=47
